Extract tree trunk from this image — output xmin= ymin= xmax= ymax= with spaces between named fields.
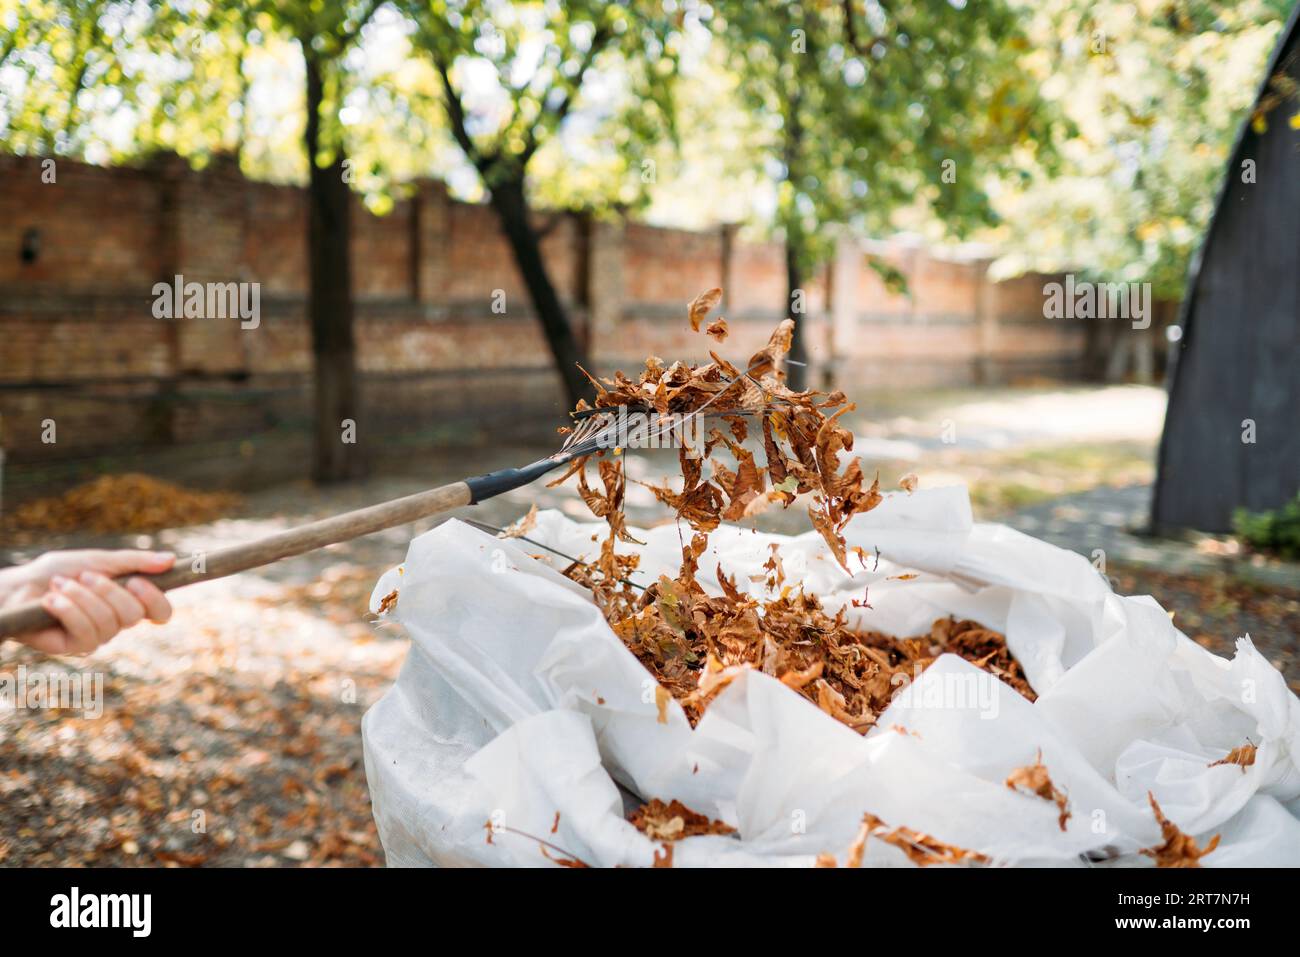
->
xmin=304 ymin=54 xmax=361 ymax=483
xmin=785 ymin=238 xmax=809 ymax=392
xmin=782 ymin=76 xmax=809 ymax=393
xmin=488 ymin=176 xmax=591 ymax=408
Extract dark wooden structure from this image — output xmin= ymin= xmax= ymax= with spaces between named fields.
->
xmin=1152 ymin=3 xmax=1300 ymax=534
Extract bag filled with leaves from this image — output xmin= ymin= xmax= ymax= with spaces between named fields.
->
xmin=362 ymin=292 xmax=1300 ymax=868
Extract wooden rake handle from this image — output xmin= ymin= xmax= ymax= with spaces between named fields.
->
xmin=0 ymin=480 xmax=472 ymax=640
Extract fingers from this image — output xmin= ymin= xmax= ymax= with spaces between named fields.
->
xmin=76 ymin=549 xmax=176 ymax=577
xmin=40 ymin=585 xmax=105 ymax=655
xmin=26 ymin=549 xmax=175 ymax=590
xmin=40 ymin=574 xmax=147 ymax=655
xmin=125 ymin=577 xmax=172 ymax=624
xmin=19 ymin=626 xmax=76 ymax=656
xmin=7 ymin=550 xmax=177 ymax=656
xmin=79 ymin=571 xmax=145 ymax=630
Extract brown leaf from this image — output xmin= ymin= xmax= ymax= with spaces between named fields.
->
xmin=688 ymin=288 xmax=723 ymax=331
xmin=846 ymin=816 xmax=871 ymax=868
xmin=1141 ymin=793 xmax=1220 ymax=868
xmin=808 ymin=504 xmax=849 ymax=573
xmin=501 ymin=504 xmax=539 ymax=538
xmin=654 ymin=685 xmax=671 ymax=724
xmin=684 ymin=653 xmax=752 ymax=709
xmin=551 ymin=308 xmax=1035 ymax=742
xmin=858 ymin=813 xmax=989 ymax=867
xmin=629 ymin=798 xmax=736 ymax=841
xmin=1005 ymin=750 xmax=1071 ymax=831
xmin=1208 ymin=743 xmax=1257 ymax=772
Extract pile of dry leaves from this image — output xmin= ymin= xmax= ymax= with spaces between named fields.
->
xmin=551 ymin=289 xmax=1033 ymax=734
xmin=5 ymin=474 xmax=240 ymax=534
xmin=501 ymin=289 xmax=1227 ymax=868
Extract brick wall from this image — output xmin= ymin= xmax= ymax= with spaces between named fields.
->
xmin=0 ymin=153 xmax=1115 ymax=503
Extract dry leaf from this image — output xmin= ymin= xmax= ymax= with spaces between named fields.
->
xmin=554 ymin=293 xmax=1034 ymax=738
xmin=1005 ymin=750 xmax=1071 ymax=831
xmin=7 ymin=473 xmax=239 ymax=533
xmin=654 ymin=685 xmax=671 ymax=724
xmin=1140 ymin=793 xmax=1220 ymax=868
xmin=541 ymin=846 xmax=591 ymax=868
xmin=629 ymin=799 xmax=736 ymax=841
xmin=859 ymin=813 xmax=988 ymax=867
xmin=500 ymin=504 xmax=539 ymax=538
xmin=1208 ymin=743 xmax=1257 ymax=772
xmin=687 ymin=287 xmax=722 ymax=331
xmin=845 ymin=817 xmax=871 ymax=868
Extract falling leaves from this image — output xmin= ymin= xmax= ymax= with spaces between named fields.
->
xmin=554 ymin=293 xmax=1034 ymax=738
xmin=1005 ymin=750 xmax=1070 ymax=830
xmin=563 ymin=300 xmax=883 ymax=552
xmin=687 ymin=287 xmax=723 ymax=332
xmin=1140 ymin=793 xmax=1220 ymax=868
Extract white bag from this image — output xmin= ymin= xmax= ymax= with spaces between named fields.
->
xmin=362 ymin=486 xmax=1300 ymax=866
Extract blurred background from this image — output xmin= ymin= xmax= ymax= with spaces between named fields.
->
xmin=0 ymin=0 xmax=1297 ymax=866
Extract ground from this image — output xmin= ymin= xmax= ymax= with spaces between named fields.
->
xmin=2 ymin=384 xmax=1297 ymax=866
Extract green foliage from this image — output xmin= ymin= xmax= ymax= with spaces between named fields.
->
xmin=711 ymin=0 xmax=1055 ymax=275
xmin=0 ymin=0 xmax=145 ymax=158
xmin=988 ymin=0 xmax=1297 ymax=298
xmin=4 ymin=0 xmax=1296 ymax=288
xmin=1234 ymin=494 xmax=1300 ymax=560
xmin=401 ymin=0 xmax=689 ymax=210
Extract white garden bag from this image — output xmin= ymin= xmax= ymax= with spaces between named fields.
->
xmin=361 ymin=486 xmax=1300 ymax=867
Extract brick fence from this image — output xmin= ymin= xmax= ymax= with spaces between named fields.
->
xmin=0 ymin=152 xmax=1145 ymax=503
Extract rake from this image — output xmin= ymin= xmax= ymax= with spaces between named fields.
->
xmin=0 ymin=399 xmax=765 ymax=640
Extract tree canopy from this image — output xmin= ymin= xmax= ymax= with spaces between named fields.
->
xmin=2 ymin=0 xmax=1294 ymax=304
xmin=988 ymin=0 xmax=1296 ymax=299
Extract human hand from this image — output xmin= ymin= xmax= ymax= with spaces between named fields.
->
xmin=0 ymin=550 xmax=175 ymax=655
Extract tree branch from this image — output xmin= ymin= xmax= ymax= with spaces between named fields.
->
xmin=519 ymin=22 xmax=613 ymax=166
xmin=841 ymin=0 xmax=894 ymax=58
xmin=431 ymin=45 xmax=492 ymax=175
xmin=337 ymin=0 xmax=385 ymax=51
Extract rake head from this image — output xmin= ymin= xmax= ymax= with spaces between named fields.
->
xmin=555 ymin=404 xmax=775 ymax=462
